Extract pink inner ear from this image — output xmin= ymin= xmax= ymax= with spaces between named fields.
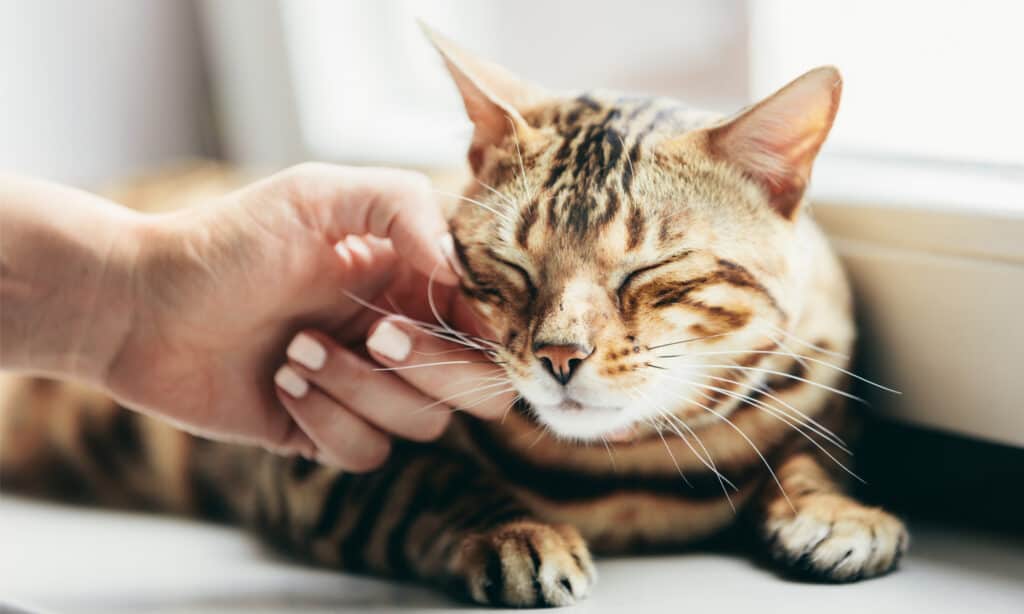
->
xmin=709 ymin=67 xmax=842 ymax=219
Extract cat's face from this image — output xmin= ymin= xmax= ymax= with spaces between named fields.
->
xmin=428 ymin=28 xmax=840 ymax=442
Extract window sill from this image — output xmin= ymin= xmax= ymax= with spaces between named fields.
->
xmin=810 ymin=155 xmax=1024 ymax=448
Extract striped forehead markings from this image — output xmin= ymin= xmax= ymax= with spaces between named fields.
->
xmin=513 ymin=95 xmax=699 ymax=249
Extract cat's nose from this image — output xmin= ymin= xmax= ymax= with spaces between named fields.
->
xmin=533 ymin=343 xmax=593 ymax=385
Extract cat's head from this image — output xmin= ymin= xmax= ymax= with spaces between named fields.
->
xmin=427 ymin=27 xmax=841 ymax=442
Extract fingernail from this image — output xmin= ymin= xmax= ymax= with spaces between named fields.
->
xmin=275 ymin=365 xmax=309 ymax=398
xmin=287 ymin=332 xmax=327 ymax=370
xmin=438 ymin=233 xmax=465 ymax=278
xmin=367 ymin=320 xmax=412 ymax=362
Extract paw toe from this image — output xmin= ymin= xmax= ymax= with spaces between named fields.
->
xmin=767 ymin=495 xmax=908 ymax=582
xmin=453 ymin=521 xmax=594 ymax=607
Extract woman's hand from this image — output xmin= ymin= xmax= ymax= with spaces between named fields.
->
xmin=2 ymin=164 xmax=513 ymax=471
xmin=105 ymin=164 xmax=484 ymax=467
xmin=274 ymin=292 xmax=517 ymax=472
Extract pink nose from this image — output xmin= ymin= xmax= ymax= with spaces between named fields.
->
xmin=534 ymin=343 xmax=593 ymax=385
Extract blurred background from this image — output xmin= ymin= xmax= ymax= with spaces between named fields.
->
xmin=3 ymin=0 xmax=1023 ymax=185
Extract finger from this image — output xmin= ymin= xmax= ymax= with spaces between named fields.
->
xmin=274 ymin=365 xmax=391 ymax=472
xmin=284 ymin=330 xmax=451 ymax=441
xmin=365 ymin=318 xmax=516 ymax=420
xmin=276 ymin=163 xmax=461 ymax=285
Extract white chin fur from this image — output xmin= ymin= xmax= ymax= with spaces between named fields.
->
xmin=530 ymin=404 xmax=635 ymax=441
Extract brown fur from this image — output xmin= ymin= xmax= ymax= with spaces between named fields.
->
xmin=0 ymin=29 xmax=907 ymax=607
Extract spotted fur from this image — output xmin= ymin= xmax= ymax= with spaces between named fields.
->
xmin=0 ymin=28 xmax=907 ymax=607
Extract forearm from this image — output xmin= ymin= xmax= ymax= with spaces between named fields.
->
xmin=0 ymin=175 xmax=145 ymax=385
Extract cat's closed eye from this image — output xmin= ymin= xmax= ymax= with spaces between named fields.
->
xmin=616 ymin=250 xmax=695 ymax=303
xmin=488 ymin=251 xmax=537 ymax=300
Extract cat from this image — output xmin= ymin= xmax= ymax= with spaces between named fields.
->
xmin=0 ymin=26 xmax=907 ymax=607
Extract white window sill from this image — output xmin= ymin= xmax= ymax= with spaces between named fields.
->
xmin=810 ymin=154 xmax=1024 ymax=448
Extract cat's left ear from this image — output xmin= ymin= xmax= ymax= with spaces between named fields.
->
xmin=669 ymin=66 xmax=842 ymax=219
xmin=420 ymin=22 xmax=547 ymax=173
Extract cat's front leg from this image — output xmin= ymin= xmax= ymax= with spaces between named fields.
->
xmin=249 ymin=445 xmax=595 ymax=607
xmin=755 ymin=452 xmax=908 ymax=582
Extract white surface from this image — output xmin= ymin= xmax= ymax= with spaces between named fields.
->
xmin=2 ymin=496 xmax=1022 ymax=614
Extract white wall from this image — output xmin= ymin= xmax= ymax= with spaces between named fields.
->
xmin=751 ymin=0 xmax=1024 ymax=166
xmin=0 ymin=0 xmax=210 ymax=187
xmin=274 ymin=0 xmax=748 ymax=166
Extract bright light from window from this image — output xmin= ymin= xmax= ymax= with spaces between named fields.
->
xmin=750 ymin=0 xmax=1024 ymax=166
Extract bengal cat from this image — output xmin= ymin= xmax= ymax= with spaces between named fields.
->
xmin=0 ymin=27 xmax=907 ymax=607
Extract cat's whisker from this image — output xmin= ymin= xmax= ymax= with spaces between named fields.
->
xmin=373 ymin=360 xmax=500 ymax=372
xmin=419 ymin=329 xmax=501 ymax=354
xmin=647 ymin=360 xmax=863 ymax=453
xmin=427 ymin=264 xmax=487 ymax=353
xmin=684 ymin=363 xmax=868 ymax=403
xmin=599 ymin=436 xmax=618 ymax=472
xmin=506 ymin=116 xmax=533 ymax=202
xmin=681 ymin=390 xmax=795 ymax=513
xmin=410 ymin=378 xmax=514 ymax=415
xmin=693 ymin=381 xmax=849 ymax=453
xmin=666 ymin=349 xmax=899 ymax=395
xmin=628 ymin=388 xmax=735 ymax=500
xmin=656 ymin=411 xmax=738 ymax=511
xmin=690 ymin=386 xmax=864 ymax=484
xmin=758 ymin=320 xmax=850 ymax=361
xmin=341 ymin=289 xmax=500 ymax=353
xmin=617 ymin=133 xmax=635 ymax=181
xmin=431 ymin=188 xmax=515 ymax=224
xmin=412 ymin=346 xmax=488 ymax=357
xmin=690 ymin=379 xmax=850 ymax=458
xmin=424 ymin=264 xmax=508 ymax=359
xmin=525 ymin=424 xmax=550 ymax=450
xmin=383 ymin=293 xmax=408 ymax=318
xmin=458 ymin=385 xmax=519 ymax=413
xmin=500 ymin=395 xmax=522 ymax=424
xmin=658 ymin=411 xmax=739 ymax=495
xmin=703 ymin=374 xmax=849 ymax=451
xmin=639 ymin=372 xmax=784 ymax=509
xmin=646 ymin=332 xmax=734 ymax=352
xmin=641 ymin=365 xmax=848 ymax=461
xmin=764 ymin=330 xmax=811 ymax=373
xmin=646 ymin=418 xmax=692 ymax=488
xmin=476 ymin=178 xmax=516 ymax=206
xmin=712 ymin=355 xmax=854 ymax=449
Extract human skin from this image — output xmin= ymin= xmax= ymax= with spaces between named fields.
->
xmin=0 ymin=163 xmax=514 ymax=471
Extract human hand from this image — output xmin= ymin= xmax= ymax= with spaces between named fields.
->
xmin=103 ymin=163 xmax=486 ymax=468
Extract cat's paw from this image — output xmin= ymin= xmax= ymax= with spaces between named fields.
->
xmin=450 ymin=520 xmax=596 ymax=607
xmin=764 ymin=493 xmax=908 ymax=582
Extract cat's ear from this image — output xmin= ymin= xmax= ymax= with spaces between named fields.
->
xmin=420 ymin=22 xmax=546 ymax=173
xmin=675 ymin=66 xmax=842 ymax=219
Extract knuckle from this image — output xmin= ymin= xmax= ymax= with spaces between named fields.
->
xmin=322 ymin=350 xmax=369 ymax=397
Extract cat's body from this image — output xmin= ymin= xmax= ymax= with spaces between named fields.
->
xmin=0 ymin=28 xmax=906 ymax=607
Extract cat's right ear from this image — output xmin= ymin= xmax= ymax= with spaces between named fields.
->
xmin=420 ymin=22 xmax=546 ymax=173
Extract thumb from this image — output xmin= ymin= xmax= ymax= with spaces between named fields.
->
xmin=279 ymin=163 xmax=461 ymax=285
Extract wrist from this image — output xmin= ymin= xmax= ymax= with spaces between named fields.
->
xmin=93 ymin=208 xmax=183 ymax=394
xmin=72 ymin=208 xmax=151 ymax=389
xmin=0 ymin=177 xmax=149 ymax=388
